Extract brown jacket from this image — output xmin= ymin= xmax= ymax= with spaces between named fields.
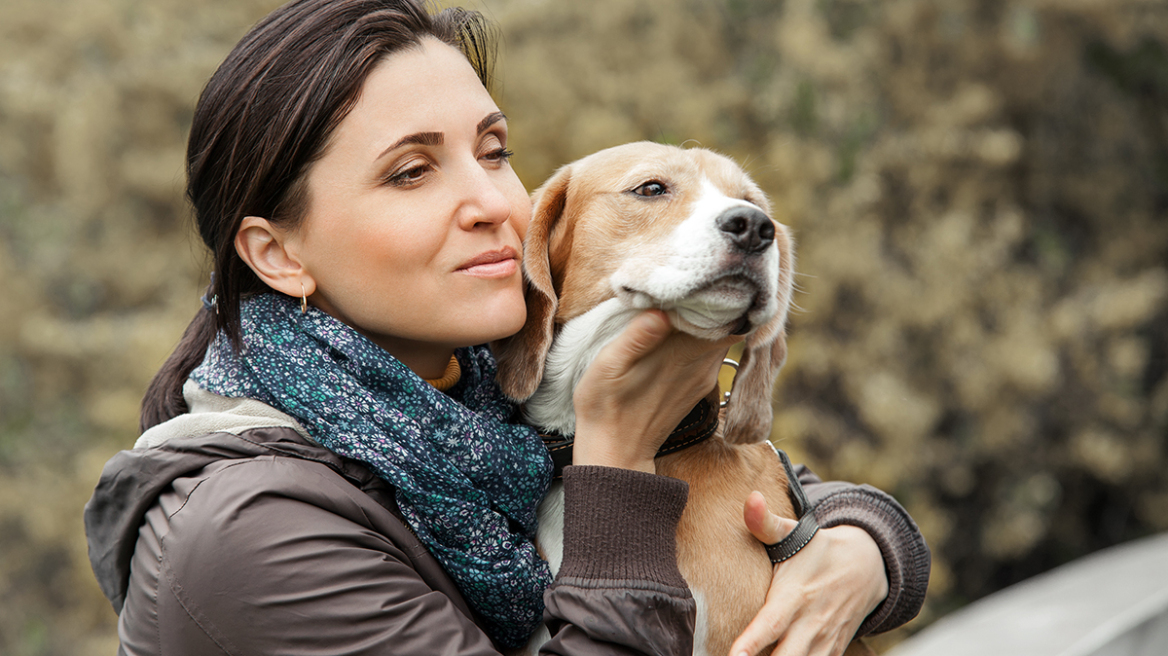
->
xmin=85 ymin=392 xmax=927 ymax=654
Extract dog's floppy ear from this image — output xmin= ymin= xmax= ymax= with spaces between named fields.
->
xmin=721 ymin=223 xmax=795 ymax=445
xmin=492 ymin=165 xmax=573 ymax=401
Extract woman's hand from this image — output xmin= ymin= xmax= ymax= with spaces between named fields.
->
xmin=729 ymin=491 xmax=889 ymax=656
xmin=572 ymin=310 xmax=741 ymax=473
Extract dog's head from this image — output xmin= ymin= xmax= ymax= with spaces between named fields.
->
xmin=494 ymin=142 xmax=795 ymax=444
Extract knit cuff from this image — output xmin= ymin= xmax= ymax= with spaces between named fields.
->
xmin=813 ymin=485 xmax=931 ymax=636
xmin=556 ymin=465 xmax=690 ymax=589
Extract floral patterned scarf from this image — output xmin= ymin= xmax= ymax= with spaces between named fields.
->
xmin=190 ymin=293 xmax=552 ymax=648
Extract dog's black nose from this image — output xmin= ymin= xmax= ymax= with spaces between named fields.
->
xmin=716 ymin=206 xmax=774 ymax=254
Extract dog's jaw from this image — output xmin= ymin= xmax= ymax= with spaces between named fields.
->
xmin=619 ymin=273 xmax=773 ymax=338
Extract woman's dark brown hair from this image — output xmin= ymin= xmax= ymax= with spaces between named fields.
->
xmin=140 ymin=0 xmax=497 ymax=430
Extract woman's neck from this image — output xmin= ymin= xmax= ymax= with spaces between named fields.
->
xmin=395 ymin=350 xmax=456 ymax=379
xmin=365 ymin=335 xmax=455 ymax=380
xmin=422 ymin=355 xmax=462 ymax=391
xmin=307 ymin=299 xmax=457 ymax=379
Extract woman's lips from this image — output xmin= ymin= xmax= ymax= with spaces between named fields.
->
xmin=457 ymin=247 xmax=520 ymax=278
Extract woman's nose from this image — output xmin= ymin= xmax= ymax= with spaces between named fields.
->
xmin=457 ymin=163 xmax=514 ymax=229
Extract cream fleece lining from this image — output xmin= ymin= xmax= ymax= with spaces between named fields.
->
xmin=135 ymin=380 xmax=313 ymax=449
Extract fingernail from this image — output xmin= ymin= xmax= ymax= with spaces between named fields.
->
xmin=637 ymin=310 xmax=668 ymax=331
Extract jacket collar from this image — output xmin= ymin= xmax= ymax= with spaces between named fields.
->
xmin=85 ymin=383 xmax=376 ymax=614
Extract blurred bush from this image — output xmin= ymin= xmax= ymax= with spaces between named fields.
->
xmin=0 ymin=1 xmax=286 ymax=652
xmin=1 ymin=0 xmax=1165 ymax=653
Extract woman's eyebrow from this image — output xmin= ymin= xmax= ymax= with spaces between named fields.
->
xmin=376 ymin=131 xmax=443 ymax=161
xmin=478 ymin=111 xmax=506 ymax=134
xmin=375 ymin=113 xmax=504 ymax=162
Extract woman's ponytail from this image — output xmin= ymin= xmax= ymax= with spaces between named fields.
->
xmin=139 ymin=306 xmax=219 ymax=431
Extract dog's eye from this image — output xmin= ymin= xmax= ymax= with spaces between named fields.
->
xmin=631 ymin=181 xmax=669 ymax=197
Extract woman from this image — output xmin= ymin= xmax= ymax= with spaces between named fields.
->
xmin=84 ymin=1 xmax=929 ymax=654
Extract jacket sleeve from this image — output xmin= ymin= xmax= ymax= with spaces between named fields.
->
xmin=541 ymin=466 xmax=695 ymax=656
xmin=795 ymin=465 xmax=931 ymax=635
xmin=141 ymin=456 xmax=693 ymax=656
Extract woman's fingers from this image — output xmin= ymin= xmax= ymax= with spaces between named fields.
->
xmin=591 ymin=310 xmax=673 ymax=377
xmin=744 ymin=490 xmax=799 ymax=545
xmin=728 ymin=572 xmax=849 ymax=656
xmin=728 ymin=578 xmax=798 ymax=656
xmin=765 ymin=623 xmax=852 ymax=656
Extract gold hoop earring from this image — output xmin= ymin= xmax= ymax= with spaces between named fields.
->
xmin=300 ymin=283 xmax=308 ymax=314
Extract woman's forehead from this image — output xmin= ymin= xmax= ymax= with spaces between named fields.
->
xmin=352 ymin=39 xmax=497 ymax=133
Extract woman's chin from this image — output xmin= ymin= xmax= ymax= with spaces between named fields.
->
xmin=456 ymin=296 xmax=528 ymax=345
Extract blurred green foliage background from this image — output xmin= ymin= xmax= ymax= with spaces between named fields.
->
xmin=1 ymin=0 xmax=1166 ymax=653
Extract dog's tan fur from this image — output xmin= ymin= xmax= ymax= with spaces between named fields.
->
xmin=495 ymin=142 xmax=872 ymax=656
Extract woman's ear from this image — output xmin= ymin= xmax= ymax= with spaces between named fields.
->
xmin=235 ymin=216 xmax=316 ymax=297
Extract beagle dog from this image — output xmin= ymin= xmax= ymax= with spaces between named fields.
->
xmin=494 ymin=142 xmax=871 ymax=656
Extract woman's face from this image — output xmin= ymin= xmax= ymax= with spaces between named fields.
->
xmin=287 ymin=38 xmax=531 ymax=376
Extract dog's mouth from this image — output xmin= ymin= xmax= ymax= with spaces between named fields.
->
xmin=697 ymin=275 xmax=757 ymax=300
xmin=618 ymin=274 xmax=770 ymax=337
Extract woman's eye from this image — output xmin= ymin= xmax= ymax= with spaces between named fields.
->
xmin=386 ymin=163 xmax=429 ymax=186
xmin=632 ymin=181 xmax=668 ymax=197
xmin=483 ymin=147 xmax=514 ymax=163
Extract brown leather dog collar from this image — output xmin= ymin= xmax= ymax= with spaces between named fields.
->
xmin=538 ymin=391 xmax=720 ymax=480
